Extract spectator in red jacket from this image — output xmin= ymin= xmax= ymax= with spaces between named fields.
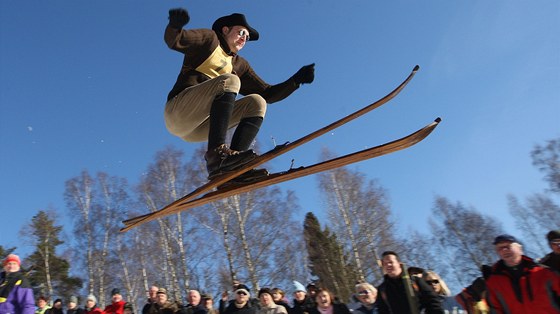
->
xmin=486 ymin=234 xmax=560 ymax=314
xmin=104 ymin=289 xmax=126 ymax=314
xmin=84 ymin=295 xmax=103 ymax=314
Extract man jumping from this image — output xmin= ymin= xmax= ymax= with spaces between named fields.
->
xmin=164 ymin=8 xmax=315 ymax=179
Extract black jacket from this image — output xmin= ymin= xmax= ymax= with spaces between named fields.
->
xmin=377 ymin=275 xmax=443 ymax=314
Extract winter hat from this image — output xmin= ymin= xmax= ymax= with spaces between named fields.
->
xmin=258 ymin=288 xmax=272 ymax=298
xmin=235 ymin=284 xmax=250 ymax=298
xmin=69 ymin=296 xmax=78 ymax=304
xmin=124 ymin=302 xmax=133 ymax=311
xmin=3 ymin=254 xmax=21 ymax=266
xmin=493 ymin=234 xmax=521 ymax=245
xmin=293 ymin=281 xmax=306 ymax=293
xmin=111 ymin=288 xmax=121 ymax=296
xmin=86 ymin=295 xmax=97 ymax=304
xmin=547 ymin=230 xmax=560 ymax=242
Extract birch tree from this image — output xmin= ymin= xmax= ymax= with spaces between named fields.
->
xmin=318 ymin=149 xmax=400 ymax=283
xmin=188 ymin=147 xmax=306 ymax=291
xmin=64 ymin=171 xmax=129 ymax=307
xmin=135 ymin=146 xmax=195 ymax=300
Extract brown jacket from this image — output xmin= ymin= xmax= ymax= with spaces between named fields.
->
xmin=164 ymin=26 xmax=299 ymax=102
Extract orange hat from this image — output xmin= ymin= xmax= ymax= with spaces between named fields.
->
xmin=3 ymin=254 xmax=21 ymax=266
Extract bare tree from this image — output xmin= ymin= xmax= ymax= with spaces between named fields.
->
xmin=531 ymin=137 xmax=560 ymax=193
xmin=508 ymin=137 xmax=560 ymax=257
xmin=428 ymin=196 xmax=503 ymax=288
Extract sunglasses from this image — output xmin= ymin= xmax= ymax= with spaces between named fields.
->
xmin=238 ymin=29 xmax=250 ymax=41
xmin=358 ymin=290 xmax=370 ymax=296
xmin=426 ymin=280 xmax=440 ymax=285
xmin=236 ymin=291 xmax=247 ymax=296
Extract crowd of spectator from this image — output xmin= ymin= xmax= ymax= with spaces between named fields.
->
xmin=2 ymin=230 xmax=559 ymax=314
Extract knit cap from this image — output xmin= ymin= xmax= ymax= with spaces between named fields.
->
xmin=3 ymin=254 xmax=20 ymax=266
xmin=86 ymin=295 xmax=97 ymax=304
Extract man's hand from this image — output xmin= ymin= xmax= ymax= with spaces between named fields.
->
xmin=168 ymin=8 xmax=190 ymax=29
xmin=292 ymin=63 xmax=315 ymax=85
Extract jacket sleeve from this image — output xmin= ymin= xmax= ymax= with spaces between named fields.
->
xmin=375 ymin=285 xmax=390 ymax=314
xmin=15 ymin=283 xmax=36 ymax=314
xmin=237 ymin=60 xmax=300 ymax=104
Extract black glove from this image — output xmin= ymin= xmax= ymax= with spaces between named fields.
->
xmin=481 ymin=264 xmax=492 ymax=279
xmin=168 ymin=8 xmax=190 ymax=29
xmin=466 ymin=277 xmax=486 ymax=301
xmin=292 ymin=63 xmax=315 ymax=85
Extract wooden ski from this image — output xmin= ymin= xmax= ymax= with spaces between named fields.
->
xmin=121 ymin=65 xmax=420 ymax=231
xmin=121 ymin=118 xmax=440 ymax=232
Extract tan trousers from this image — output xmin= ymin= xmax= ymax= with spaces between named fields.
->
xmin=164 ymin=73 xmax=267 ymax=142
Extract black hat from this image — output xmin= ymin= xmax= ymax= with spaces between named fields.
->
xmin=111 ymin=288 xmax=121 ymax=296
xmin=547 ymin=230 xmax=560 ymax=242
xmin=493 ymin=234 xmax=520 ymax=245
xmin=212 ymin=13 xmax=259 ymax=41
xmin=258 ymin=288 xmax=272 ymax=298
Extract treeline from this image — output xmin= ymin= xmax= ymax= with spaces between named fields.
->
xmin=2 ymin=138 xmax=559 ymax=313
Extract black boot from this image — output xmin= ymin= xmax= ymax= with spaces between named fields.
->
xmin=205 ymin=144 xmax=256 ymax=179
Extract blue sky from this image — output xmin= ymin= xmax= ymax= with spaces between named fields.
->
xmin=1 ymin=1 xmax=558 ymax=256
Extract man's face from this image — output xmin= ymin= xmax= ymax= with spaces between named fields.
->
xmin=112 ymin=294 xmax=122 ymax=303
xmin=149 ymin=286 xmax=159 ymax=301
xmin=382 ymin=254 xmax=402 ymax=278
xmin=495 ymin=241 xmax=523 ymax=266
xmin=294 ymin=291 xmax=306 ymax=302
xmin=156 ymin=293 xmax=167 ymax=305
xmin=356 ymin=287 xmax=377 ymax=306
xmin=550 ymin=239 xmax=560 ymax=254
xmin=223 ymin=26 xmax=249 ymax=53
xmin=188 ymin=290 xmax=200 ymax=306
xmin=3 ymin=261 xmax=20 ymax=273
xmin=259 ymin=293 xmax=273 ymax=306
xmin=235 ymin=290 xmax=249 ymax=304
xmin=68 ymin=302 xmax=77 ymax=310
xmin=86 ymin=300 xmax=95 ymax=309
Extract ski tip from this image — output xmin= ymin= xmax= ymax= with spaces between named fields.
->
xmin=434 ymin=117 xmax=442 ymax=123
xmin=413 ymin=65 xmax=420 ymax=72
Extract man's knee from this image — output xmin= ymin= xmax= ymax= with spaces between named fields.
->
xmin=242 ymin=94 xmax=267 ymax=117
xmin=220 ymin=73 xmax=241 ymax=94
